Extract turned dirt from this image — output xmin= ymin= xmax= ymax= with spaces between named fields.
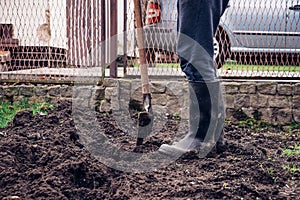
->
xmin=0 ymin=101 xmax=299 ymax=199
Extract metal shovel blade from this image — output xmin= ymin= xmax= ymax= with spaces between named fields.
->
xmin=136 ymin=93 xmax=153 ymax=146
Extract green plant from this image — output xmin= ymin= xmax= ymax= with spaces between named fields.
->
xmin=282 ymin=144 xmax=300 ymax=156
xmin=30 ymin=102 xmax=55 ymax=115
xmin=266 ymin=167 xmax=275 ymax=175
xmin=259 ymin=163 xmax=275 ymax=175
xmin=284 ymin=122 xmax=300 ymax=134
xmin=259 ymin=164 xmax=278 ymax=183
xmin=0 ymin=99 xmax=55 ymax=128
xmin=238 ymin=117 xmax=269 ymax=129
xmin=282 ymin=164 xmax=300 ymax=173
xmin=172 ymin=112 xmax=181 ymax=120
xmin=239 ymin=118 xmax=255 ymax=128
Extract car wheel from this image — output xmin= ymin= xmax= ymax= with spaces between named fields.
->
xmin=214 ymin=28 xmax=230 ymax=69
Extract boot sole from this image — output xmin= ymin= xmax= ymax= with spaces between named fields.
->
xmin=158 ymin=143 xmax=214 ymax=158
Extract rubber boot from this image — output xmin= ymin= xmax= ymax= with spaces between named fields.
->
xmin=158 ymin=81 xmax=225 ymax=157
xmin=215 ymin=130 xmax=226 ymax=153
xmin=214 ymin=82 xmax=226 ymax=153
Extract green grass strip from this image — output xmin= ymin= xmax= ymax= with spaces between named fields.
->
xmin=0 ymin=99 xmax=54 ymax=128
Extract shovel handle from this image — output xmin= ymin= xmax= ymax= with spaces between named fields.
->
xmin=133 ymin=0 xmax=151 ymax=94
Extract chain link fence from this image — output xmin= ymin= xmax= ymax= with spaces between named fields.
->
xmin=0 ymin=0 xmax=299 ymax=81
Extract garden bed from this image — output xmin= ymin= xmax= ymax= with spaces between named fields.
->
xmin=0 ymin=101 xmax=299 ymax=199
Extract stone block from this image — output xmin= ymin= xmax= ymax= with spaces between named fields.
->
xmin=269 ymin=96 xmax=290 ymax=108
xmin=260 ymin=108 xmax=272 ymax=122
xmin=119 ymin=79 xmax=131 ymax=92
xmin=152 ymin=93 xmax=168 ymax=106
xmin=166 ymin=95 xmax=182 ymax=115
xmin=152 ymin=82 xmax=167 ymax=94
xmin=131 ymin=80 xmax=141 ymax=91
xmin=166 ymin=81 xmax=184 ymax=96
xmin=4 ymin=86 xmax=19 ymax=97
xmin=130 ymin=85 xmax=142 ymax=102
xmin=105 ymin=87 xmax=118 ymax=100
xmin=234 ymin=94 xmax=250 ymax=109
xmin=225 ymin=108 xmax=240 ymax=123
xmin=99 ymin=100 xmax=111 ymax=113
xmin=239 ymin=82 xmax=256 ymax=94
xmin=35 ymin=85 xmax=48 ymax=96
xmin=293 ymin=109 xmax=300 ymax=123
xmin=292 ymin=95 xmax=300 ymax=109
xmin=278 ymin=84 xmax=293 ymax=96
xmin=270 ymin=108 xmax=292 ymax=124
xmin=241 ymin=107 xmax=255 ymax=119
xmin=119 ymin=81 xmax=131 ymax=101
xmin=118 ymin=100 xmax=131 ymax=111
xmin=60 ymin=85 xmax=73 ymax=98
xmin=19 ymin=86 xmax=35 ymax=97
xmin=48 ymin=85 xmax=62 ymax=97
xmin=225 ymin=95 xmax=235 ymax=109
xmin=250 ymin=94 xmax=268 ymax=108
xmin=73 ymin=97 xmax=90 ymax=109
xmin=103 ymin=78 xmax=118 ymax=87
xmin=223 ymin=83 xmax=239 ymax=94
xmin=294 ymin=83 xmax=300 ymax=95
xmin=111 ymin=97 xmax=120 ymax=111
xmin=257 ymin=83 xmax=277 ymax=95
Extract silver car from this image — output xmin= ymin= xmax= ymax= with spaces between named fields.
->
xmin=143 ymin=0 xmax=300 ymax=68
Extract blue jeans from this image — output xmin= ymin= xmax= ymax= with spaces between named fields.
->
xmin=177 ymin=0 xmax=229 ymax=81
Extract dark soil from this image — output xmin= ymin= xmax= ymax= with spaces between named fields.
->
xmin=0 ymin=101 xmax=299 ymax=200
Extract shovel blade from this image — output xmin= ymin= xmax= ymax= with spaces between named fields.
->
xmin=136 ymin=94 xmax=153 ymax=146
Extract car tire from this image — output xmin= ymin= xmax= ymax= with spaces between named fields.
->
xmin=214 ymin=28 xmax=230 ymax=69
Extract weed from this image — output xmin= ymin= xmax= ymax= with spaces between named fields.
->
xmin=172 ymin=112 xmax=181 ymax=120
xmin=266 ymin=167 xmax=275 ymax=175
xmin=238 ymin=117 xmax=269 ymax=129
xmin=282 ymin=164 xmax=300 ymax=173
xmin=260 ymin=164 xmax=276 ymax=175
xmin=284 ymin=122 xmax=300 ymax=134
xmin=282 ymin=144 xmax=300 ymax=156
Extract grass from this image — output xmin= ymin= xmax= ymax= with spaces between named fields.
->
xmin=222 ymin=62 xmax=299 ymax=72
xmin=133 ymin=62 xmax=299 ymax=72
xmin=0 ymin=99 xmax=55 ymax=128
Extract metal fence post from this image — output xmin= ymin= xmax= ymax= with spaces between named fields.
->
xmin=101 ymin=0 xmax=106 ymax=81
xmin=123 ymin=0 xmax=128 ymax=75
xmin=110 ymin=0 xmax=118 ymax=78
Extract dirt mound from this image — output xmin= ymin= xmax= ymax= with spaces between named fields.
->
xmin=0 ymin=101 xmax=299 ymax=199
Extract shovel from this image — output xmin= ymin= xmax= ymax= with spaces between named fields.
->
xmin=133 ymin=0 xmax=153 ymax=146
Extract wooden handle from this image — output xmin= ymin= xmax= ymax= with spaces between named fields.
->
xmin=133 ymin=0 xmax=151 ymax=94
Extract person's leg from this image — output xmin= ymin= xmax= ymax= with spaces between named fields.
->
xmin=177 ymin=0 xmax=229 ymax=81
xmin=159 ymin=0 xmax=229 ymax=157
xmin=159 ymin=81 xmax=225 ymax=157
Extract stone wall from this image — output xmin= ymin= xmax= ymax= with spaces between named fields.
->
xmin=224 ymin=82 xmax=299 ymax=124
xmin=0 ymin=79 xmax=299 ymax=124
